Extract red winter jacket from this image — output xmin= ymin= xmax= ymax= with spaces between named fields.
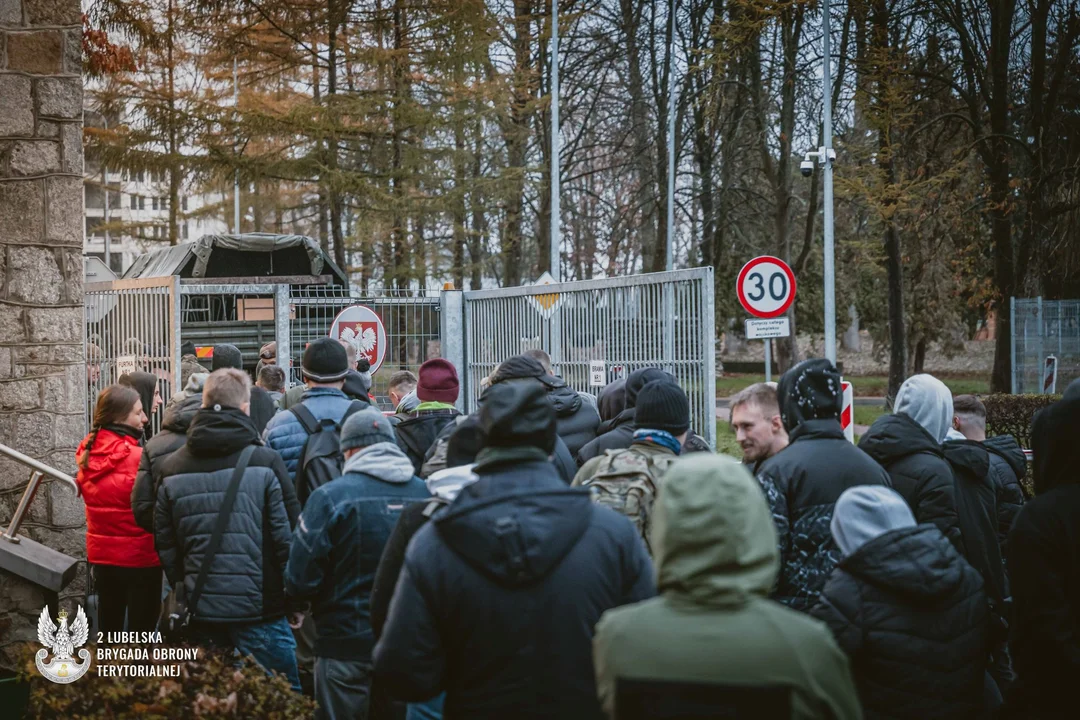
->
xmin=76 ymin=429 xmax=160 ymax=568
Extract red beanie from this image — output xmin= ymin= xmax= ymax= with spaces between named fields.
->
xmin=417 ymin=358 xmax=459 ymax=403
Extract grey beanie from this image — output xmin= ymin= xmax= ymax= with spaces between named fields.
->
xmin=341 ymin=407 xmax=396 ymax=452
xmin=831 ymin=485 xmax=916 ymax=556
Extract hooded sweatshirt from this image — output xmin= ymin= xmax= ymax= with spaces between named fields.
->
xmin=813 ymin=486 xmax=989 ymax=719
xmin=858 ymin=378 xmax=963 ymax=549
xmin=285 ymin=440 xmax=429 ymax=661
xmin=373 ymin=452 xmax=655 ymax=719
xmin=1003 ymin=383 xmax=1080 ymax=718
xmin=594 ymin=454 xmax=861 ymax=720
xmin=119 ymin=370 xmax=160 ymax=440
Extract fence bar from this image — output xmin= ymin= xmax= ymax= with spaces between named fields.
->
xmin=275 ymin=284 xmax=292 ymax=380
xmin=1010 ymin=296 xmax=1017 ymax=394
xmin=440 ymin=289 xmax=466 ymax=411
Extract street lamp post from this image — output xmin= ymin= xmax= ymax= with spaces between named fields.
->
xmin=822 ymin=0 xmax=837 ymax=363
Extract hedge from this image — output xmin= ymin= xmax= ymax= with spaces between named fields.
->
xmin=983 ymin=393 xmax=1060 ymax=449
xmin=20 ymin=644 xmax=315 ymax=719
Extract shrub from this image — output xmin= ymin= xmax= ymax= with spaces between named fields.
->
xmin=983 ymin=393 xmax=1060 ymax=449
xmin=19 ymin=643 xmax=315 ymax=719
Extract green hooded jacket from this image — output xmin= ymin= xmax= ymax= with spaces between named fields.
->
xmin=593 ymin=453 xmax=862 ymax=720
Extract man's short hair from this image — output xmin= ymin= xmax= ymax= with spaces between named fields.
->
xmin=729 ymin=382 xmax=780 ymax=417
xmin=388 ymin=370 xmax=418 ymax=394
xmin=522 ymin=348 xmax=552 ymax=375
xmin=953 ymin=394 xmax=987 ymax=426
xmin=257 ymin=365 xmax=286 ymax=393
xmin=203 ymin=368 xmax=252 ymax=409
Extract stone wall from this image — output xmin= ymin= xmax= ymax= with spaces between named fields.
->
xmin=0 ymin=0 xmax=86 ymax=671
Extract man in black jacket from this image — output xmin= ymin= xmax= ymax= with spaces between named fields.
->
xmin=756 ymin=358 xmax=891 ymax=612
xmin=395 ymin=359 xmax=461 ymax=474
xmin=1003 ymin=380 xmax=1080 ymax=719
xmin=154 ymin=369 xmax=302 ymax=690
xmin=953 ymin=394 xmax=1027 ymax=556
xmin=131 ymin=371 xmax=208 ymax=533
xmin=811 ymin=485 xmax=989 ymax=719
xmin=373 ymin=380 xmax=654 ymax=719
xmin=523 ymin=348 xmax=601 ymax=456
xmin=858 ymin=373 xmax=963 ymax=549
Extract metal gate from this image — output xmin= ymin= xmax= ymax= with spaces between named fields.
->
xmin=84 ymin=277 xmax=181 ymax=435
xmin=456 ymin=269 xmax=717 ymax=448
xmin=1011 ymin=297 xmax=1080 ymax=393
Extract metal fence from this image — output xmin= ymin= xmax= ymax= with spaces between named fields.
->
xmin=457 ymin=269 xmax=717 ymax=449
xmin=1012 ymin=297 xmax=1080 ymax=393
xmin=84 ymin=277 xmax=181 ymax=435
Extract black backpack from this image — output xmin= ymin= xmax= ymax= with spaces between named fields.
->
xmin=292 ymin=400 xmax=367 ymax=506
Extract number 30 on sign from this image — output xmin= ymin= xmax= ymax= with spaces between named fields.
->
xmin=736 ymin=256 xmax=797 ymax=319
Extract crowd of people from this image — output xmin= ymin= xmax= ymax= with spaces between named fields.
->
xmin=72 ymin=340 xmax=1078 ymax=719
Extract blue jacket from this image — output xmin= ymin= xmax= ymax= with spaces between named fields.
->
xmin=285 ymin=442 xmax=430 ymax=661
xmin=373 ymin=453 xmax=655 ymax=718
xmin=263 ymin=387 xmax=356 ymax=479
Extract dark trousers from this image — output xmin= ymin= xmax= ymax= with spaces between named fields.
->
xmin=92 ymin=564 xmax=162 ymax=634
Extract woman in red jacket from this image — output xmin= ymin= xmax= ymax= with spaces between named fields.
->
xmin=77 ymin=384 xmax=162 ymax=633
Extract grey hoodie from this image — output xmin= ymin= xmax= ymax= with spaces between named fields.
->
xmin=831 ymin=485 xmax=917 ymax=556
xmin=894 ymin=374 xmax=953 ymax=443
xmin=343 ymin=441 xmax=416 ymax=483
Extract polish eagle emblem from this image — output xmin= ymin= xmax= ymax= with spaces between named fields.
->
xmin=35 ymin=606 xmax=91 ymax=683
xmin=339 ymin=324 xmax=378 ymax=363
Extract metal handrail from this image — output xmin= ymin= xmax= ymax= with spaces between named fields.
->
xmin=0 ymin=443 xmax=79 ymax=545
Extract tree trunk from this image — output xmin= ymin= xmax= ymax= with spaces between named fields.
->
xmin=621 ymin=0 xmax=658 ymax=272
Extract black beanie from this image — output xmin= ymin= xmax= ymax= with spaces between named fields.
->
xmin=181 ymin=341 xmax=196 ymax=357
xmin=479 ymin=379 xmax=557 ymax=453
xmin=211 ymin=344 xmax=243 ymax=371
xmin=625 ymin=367 xmax=675 ymax=408
xmin=303 ymin=337 xmax=350 ymax=383
xmin=635 ymin=380 xmax=690 ymax=435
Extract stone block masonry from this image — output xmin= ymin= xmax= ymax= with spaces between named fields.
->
xmin=0 ymin=0 xmax=87 ymax=672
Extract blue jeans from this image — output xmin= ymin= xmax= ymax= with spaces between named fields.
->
xmin=192 ymin=617 xmax=301 ymax=692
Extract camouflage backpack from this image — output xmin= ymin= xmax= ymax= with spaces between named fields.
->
xmin=581 ymin=448 xmax=676 ymax=554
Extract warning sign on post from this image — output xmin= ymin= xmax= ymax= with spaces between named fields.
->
xmin=745 ymin=318 xmax=791 ymax=340
xmin=589 ymin=360 xmax=606 ymax=387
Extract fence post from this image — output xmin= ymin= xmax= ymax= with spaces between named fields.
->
xmin=171 ymin=276 xmax=182 ymax=393
xmin=275 ymin=284 xmax=292 ymax=381
xmin=1010 ymin=297 xmax=1017 ymax=394
xmin=440 ymin=289 xmax=466 ymax=412
xmin=702 ymin=267 xmax=717 ymax=450
xmin=1036 ymin=296 xmax=1044 ymax=394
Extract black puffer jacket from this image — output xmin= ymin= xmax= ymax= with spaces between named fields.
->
xmin=548 ymin=379 xmax=600 ymax=457
xmin=944 ymin=439 xmax=1005 ymax=604
xmin=575 ymin=368 xmax=669 ymax=464
xmin=758 ymin=358 xmax=892 ymax=611
xmin=596 ymin=378 xmax=627 ymax=424
xmin=131 ymin=391 xmax=202 ymax=533
xmin=811 ymin=525 xmax=989 ymax=719
xmin=1003 ymin=385 xmax=1080 ymax=719
xmin=396 ymin=409 xmax=461 ymax=475
xmin=372 ymin=456 xmax=654 ymax=718
xmin=154 ymin=407 xmax=300 ymax=623
xmin=858 ymin=413 xmax=963 ymax=549
xmin=983 ymin=434 xmax=1026 ymax=554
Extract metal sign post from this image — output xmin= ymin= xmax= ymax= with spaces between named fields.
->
xmin=738 ymin=256 xmax=797 ymax=384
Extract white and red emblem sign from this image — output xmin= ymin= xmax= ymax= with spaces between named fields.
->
xmin=329 ymin=305 xmax=388 ymax=374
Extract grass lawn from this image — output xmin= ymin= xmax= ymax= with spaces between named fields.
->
xmin=715 ymin=421 xmax=742 ymax=460
xmin=717 ymin=373 xmax=989 ymax=398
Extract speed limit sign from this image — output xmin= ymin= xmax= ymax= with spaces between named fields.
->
xmin=737 ymin=256 xmax=797 ymax=318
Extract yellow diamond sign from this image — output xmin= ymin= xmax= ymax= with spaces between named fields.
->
xmin=527 ymin=271 xmax=562 ymax=319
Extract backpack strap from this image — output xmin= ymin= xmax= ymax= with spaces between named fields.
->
xmin=189 ymin=445 xmax=256 ymax=618
xmin=341 ymin=400 xmax=367 ymax=424
xmin=292 ymin=403 xmax=319 ymax=436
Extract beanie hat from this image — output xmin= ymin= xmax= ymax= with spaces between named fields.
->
xmin=341 ymin=406 xmax=397 ymax=452
xmin=777 ymin=358 xmax=843 ymax=432
xmin=489 ymin=355 xmax=558 ymax=387
xmin=831 ymin=486 xmax=916 ymax=556
xmin=211 ymin=344 xmax=244 ymax=371
xmin=635 ymin=380 xmax=690 ymax=435
xmin=259 ymin=341 xmax=277 ymax=360
xmin=180 ymin=341 xmax=196 ymax=357
xmin=417 ymin=358 xmax=460 ymax=403
xmin=479 ymin=379 xmax=556 ymax=453
xmin=303 ymin=337 xmax=350 ymax=383
xmin=625 ymin=367 xmax=675 ymax=408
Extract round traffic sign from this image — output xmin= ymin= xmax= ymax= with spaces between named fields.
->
xmin=736 ymin=256 xmax=797 ymax=318
xmin=329 ymin=305 xmax=388 ymax=374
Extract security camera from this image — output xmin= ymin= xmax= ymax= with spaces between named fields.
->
xmin=800 ymin=158 xmax=815 ymax=177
